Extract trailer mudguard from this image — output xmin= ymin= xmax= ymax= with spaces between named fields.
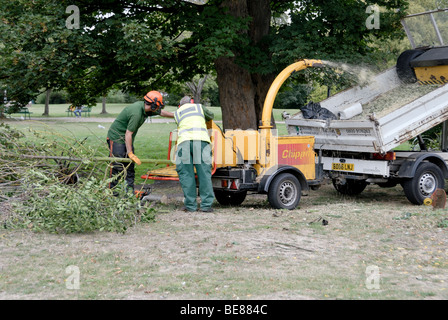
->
xmin=258 ymin=165 xmax=310 ymax=194
xmin=397 ymin=153 xmax=448 ymax=178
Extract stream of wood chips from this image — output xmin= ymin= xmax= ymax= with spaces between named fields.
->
xmin=353 ymin=83 xmax=440 ymax=120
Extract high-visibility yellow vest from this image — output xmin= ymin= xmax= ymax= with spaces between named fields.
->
xmin=174 ymin=103 xmax=210 ymax=145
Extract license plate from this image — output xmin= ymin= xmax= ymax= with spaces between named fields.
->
xmin=332 ymin=163 xmax=354 ymax=171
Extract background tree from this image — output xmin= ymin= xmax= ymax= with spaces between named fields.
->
xmin=0 ymin=0 xmax=408 ymax=127
xmin=43 ymin=89 xmax=52 ymax=116
xmin=186 ymin=75 xmax=208 ymax=103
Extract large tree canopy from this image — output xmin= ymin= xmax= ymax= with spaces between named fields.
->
xmin=0 ymin=0 xmax=408 ymax=128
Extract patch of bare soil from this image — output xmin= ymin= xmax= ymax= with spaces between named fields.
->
xmin=128 ymin=180 xmax=448 ymax=300
xmin=1 ymin=180 xmax=447 ymax=300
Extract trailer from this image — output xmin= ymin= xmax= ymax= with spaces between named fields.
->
xmin=285 ymin=10 xmax=448 ymax=205
xmin=285 ymin=66 xmax=448 ymax=204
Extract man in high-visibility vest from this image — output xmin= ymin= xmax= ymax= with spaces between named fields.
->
xmin=174 ymin=96 xmax=215 ymax=212
xmin=107 ymin=91 xmax=174 ymax=193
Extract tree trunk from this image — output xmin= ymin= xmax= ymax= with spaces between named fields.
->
xmin=101 ymin=95 xmax=108 ymax=114
xmin=42 ymin=88 xmax=51 ymax=116
xmin=215 ymin=0 xmax=274 ymax=130
xmin=216 ymin=57 xmax=257 ymax=130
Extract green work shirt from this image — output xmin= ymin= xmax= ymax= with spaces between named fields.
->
xmin=107 ymin=101 xmax=160 ymax=143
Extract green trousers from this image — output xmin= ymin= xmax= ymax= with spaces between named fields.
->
xmin=175 ymin=140 xmax=214 ymax=211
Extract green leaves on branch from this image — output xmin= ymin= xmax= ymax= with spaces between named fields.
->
xmin=0 ymin=0 xmax=409 ymax=110
xmin=0 ymin=124 xmax=156 ymax=234
xmin=8 ymin=172 xmax=150 ymax=234
xmin=272 ymin=0 xmax=407 ymax=66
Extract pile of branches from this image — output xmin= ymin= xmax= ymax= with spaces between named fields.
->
xmin=0 ymin=123 xmax=154 ymax=233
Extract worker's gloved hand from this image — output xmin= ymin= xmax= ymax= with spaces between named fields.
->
xmin=128 ymin=152 xmax=142 ymax=165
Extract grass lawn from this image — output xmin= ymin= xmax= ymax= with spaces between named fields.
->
xmin=12 ymin=103 xmax=300 ymax=132
xmin=25 ymin=103 xmax=184 ymax=119
xmin=4 ymin=120 xmax=177 ymax=181
xmin=22 ymin=103 xmax=299 ymax=124
xmin=4 ymin=104 xmax=300 ymax=181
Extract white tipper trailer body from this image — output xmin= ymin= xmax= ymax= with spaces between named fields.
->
xmin=285 ymin=66 xmax=448 ymax=205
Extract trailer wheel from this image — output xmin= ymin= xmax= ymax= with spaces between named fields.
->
xmin=332 ymin=179 xmax=367 ymax=195
xmin=401 ymin=162 xmax=445 ymax=205
xmin=214 ymin=190 xmax=247 ymax=206
xmin=268 ymin=173 xmax=301 ymax=210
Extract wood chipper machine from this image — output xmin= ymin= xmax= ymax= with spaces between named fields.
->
xmin=141 ymin=59 xmax=324 ymax=209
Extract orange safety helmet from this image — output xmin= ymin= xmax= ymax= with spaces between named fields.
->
xmin=144 ymin=91 xmax=164 ymax=111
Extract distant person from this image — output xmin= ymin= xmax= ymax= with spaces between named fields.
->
xmin=69 ymin=105 xmax=82 ymax=118
xmin=73 ymin=105 xmax=82 ymax=118
xmin=107 ymin=91 xmax=174 ymax=193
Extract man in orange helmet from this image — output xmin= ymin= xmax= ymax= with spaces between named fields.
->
xmin=107 ymin=91 xmax=174 ymax=193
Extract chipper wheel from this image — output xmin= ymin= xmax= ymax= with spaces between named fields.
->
xmin=268 ymin=173 xmax=301 ymax=210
